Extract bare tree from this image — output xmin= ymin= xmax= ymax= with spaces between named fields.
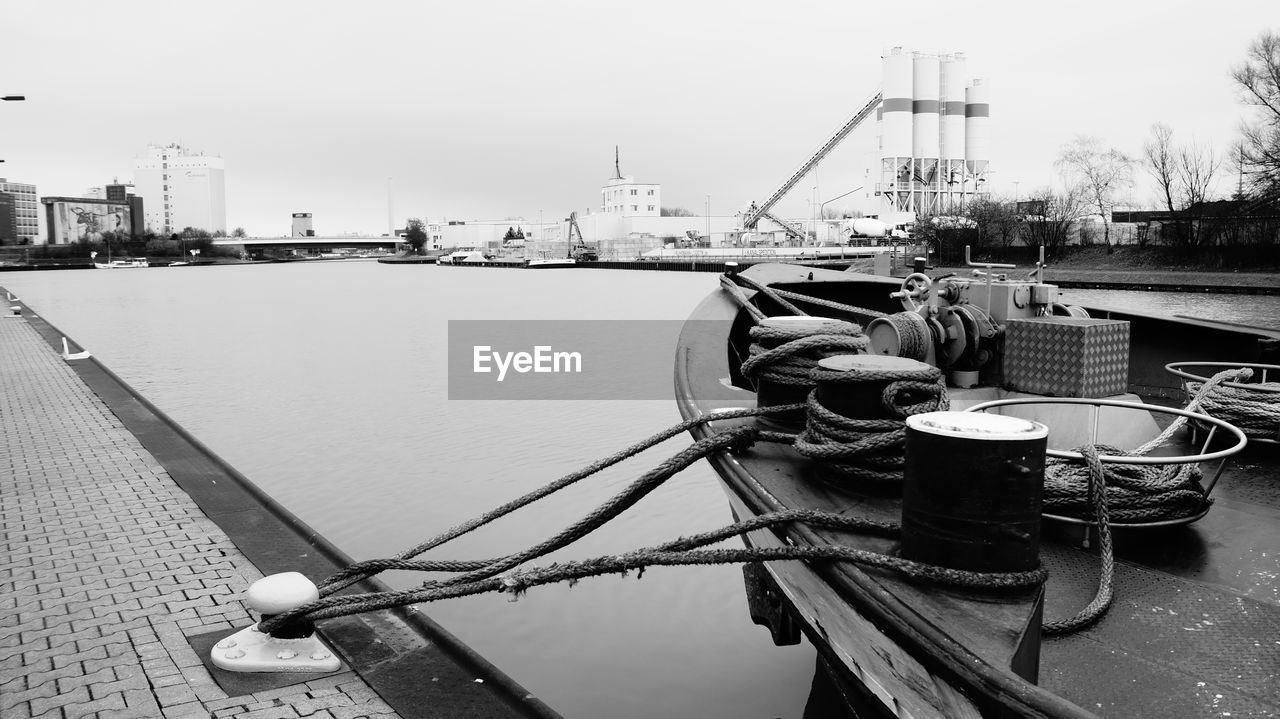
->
xmin=1056 ymin=136 xmax=1134 ymax=252
xmin=1021 ymin=186 xmax=1087 ymax=258
xmin=1178 ymin=140 xmax=1222 ymax=209
xmin=1143 ymin=124 xmax=1223 ymax=245
xmin=1144 ymin=123 xmax=1179 ymax=213
xmin=1232 ymin=30 xmax=1280 ymax=197
xmin=660 ymin=207 xmax=697 ymax=217
xmin=961 ymin=196 xmax=1023 ymax=249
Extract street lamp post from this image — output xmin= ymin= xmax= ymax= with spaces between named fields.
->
xmin=1 ymin=96 xmax=22 ymax=163
xmin=704 ymin=195 xmax=710 ymax=244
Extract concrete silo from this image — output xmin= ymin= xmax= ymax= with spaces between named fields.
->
xmin=965 ymin=79 xmax=991 ymax=198
xmin=912 ymin=53 xmax=941 ymax=215
xmin=871 ymin=47 xmax=989 ymax=223
xmin=940 ymin=53 xmax=968 ymax=210
xmin=880 ymin=47 xmax=914 ymax=217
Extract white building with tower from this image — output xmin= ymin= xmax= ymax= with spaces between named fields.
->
xmin=600 ymin=149 xmax=660 ymax=217
xmin=132 ymin=144 xmax=227 ymax=236
xmin=873 ymin=48 xmax=989 ymax=221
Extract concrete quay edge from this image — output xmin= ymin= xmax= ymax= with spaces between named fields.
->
xmin=0 ymin=286 xmax=560 ymax=719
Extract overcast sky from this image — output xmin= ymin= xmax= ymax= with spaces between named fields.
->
xmin=3 ymin=1 xmax=1274 ymax=236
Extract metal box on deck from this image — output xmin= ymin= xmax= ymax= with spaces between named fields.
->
xmin=1003 ymin=317 xmax=1130 ymax=397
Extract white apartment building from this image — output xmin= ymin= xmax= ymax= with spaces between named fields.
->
xmin=0 ymin=178 xmax=39 ymax=243
xmin=132 ymin=144 xmax=226 ymax=235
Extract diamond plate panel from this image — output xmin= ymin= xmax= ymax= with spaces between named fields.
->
xmin=1004 ymin=317 xmax=1130 ymax=397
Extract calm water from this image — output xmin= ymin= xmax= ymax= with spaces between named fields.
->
xmin=5 ymin=263 xmax=1278 ymax=718
xmin=1 ymin=263 xmax=820 ymax=719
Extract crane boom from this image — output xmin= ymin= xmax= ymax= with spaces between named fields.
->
xmin=743 ymin=91 xmax=883 ymax=230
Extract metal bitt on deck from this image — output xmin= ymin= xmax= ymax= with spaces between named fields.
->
xmin=211 ymin=572 xmax=341 ymax=674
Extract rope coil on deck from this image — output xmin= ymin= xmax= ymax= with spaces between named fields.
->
xmin=739 ymin=322 xmax=869 ymax=388
xmin=793 ymin=362 xmax=948 ymax=484
xmin=1042 ymin=368 xmax=1249 ymax=634
xmin=1184 ymin=372 xmax=1279 ymax=441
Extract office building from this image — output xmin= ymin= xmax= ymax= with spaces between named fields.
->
xmin=0 ymin=178 xmax=39 ymax=243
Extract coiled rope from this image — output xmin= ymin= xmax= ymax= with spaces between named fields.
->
xmin=739 ymin=321 xmax=869 ymax=388
xmin=880 ymin=312 xmax=931 ymax=361
xmin=1184 ymin=370 xmax=1279 ymax=441
xmin=793 ymin=363 xmax=948 ymax=484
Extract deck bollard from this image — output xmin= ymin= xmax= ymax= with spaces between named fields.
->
xmin=211 ymin=572 xmax=342 ymax=673
xmin=901 ymin=412 xmax=1048 ymax=572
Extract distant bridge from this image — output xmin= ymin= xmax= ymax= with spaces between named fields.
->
xmin=212 ymin=236 xmax=400 ymax=255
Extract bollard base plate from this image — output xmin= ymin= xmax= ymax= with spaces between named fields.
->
xmin=210 ymin=624 xmax=343 ymax=674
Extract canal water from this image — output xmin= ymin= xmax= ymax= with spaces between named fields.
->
xmin=4 ymin=263 xmax=1278 ymax=719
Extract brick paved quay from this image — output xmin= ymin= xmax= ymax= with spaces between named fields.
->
xmin=0 ymin=313 xmax=402 ymax=718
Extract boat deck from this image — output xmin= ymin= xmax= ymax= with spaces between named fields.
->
xmin=1038 ymin=433 xmax=1280 ymax=717
xmin=676 ymin=263 xmax=1280 ymax=718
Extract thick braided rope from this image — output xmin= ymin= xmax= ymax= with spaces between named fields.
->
xmin=733 ymin=273 xmax=808 ymax=316
xmin=883 ymin=312 xmax=929 ymax=361
xmin=718 ymin=275 xmax=767 ymax=323
xmin=263 ymin=507 xmax=1047 ymax=631
xmin=1184 ymin=373 xmax=1279 ymax=441
xmin=1043 ymin=445 xmax=1115 ymax=635
xmin=269 ymin=424 xmax=772 ymax=629
xmin=1138 ymin=367 xmax=1252 ymax=452
xmin=793 ymin=364 xmax=948 ymax=483
xmin=740 ymin=322 xmax=869 ymax=387
xmin=763 ymin=286 xmax=888 ymax=320
xmin=1044 ymin=444 xmax=1205 ymax=523
xmin=318 ymin=403 xmax=802 ymax=596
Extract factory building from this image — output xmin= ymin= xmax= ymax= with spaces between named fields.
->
xmin=132 ymin=144 xmax=227 ymax=236
xmin=874 ymin=48 xmax=989 ymax=220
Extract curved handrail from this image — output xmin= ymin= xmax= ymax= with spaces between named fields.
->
xmin=964 ymin=397 xmax=1247 ymax=465
xmin=1165 ymin=361 xmax=1280 ymax=393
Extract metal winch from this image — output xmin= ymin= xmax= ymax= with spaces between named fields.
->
xmin=867 ymin=247 xmax=1089 ymax=388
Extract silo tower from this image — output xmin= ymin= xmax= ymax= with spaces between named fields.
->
xmin=912 ymin=53 xmax=941 ymax=215
xmin=875 ymin=48 xmax=990 ymax=221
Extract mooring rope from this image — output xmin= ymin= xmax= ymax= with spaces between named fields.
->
xmin=793 ymin=362 xmax=948 ymax=484
xmin=739 ymin=321 xmax=869 ymax=389
xmin=1183 ymin=370 xmax=1279 ymax=441
xmin=1043 ymin=445 xmax=1115 ymax=636
xmin=718 ymin=272 xmax=888 ymax=324
xmin=1041 ymin=368 xmax=1249 ymax=634
xmin=266 ymin=395 xmax=1044 ymax=634
xmin=718 ymin=275 xmax=767 ymax=323
xmin=318 ymin=404 xmax=802 ymax=597
xmin=761 ymin=286 xmax=889 ymax=321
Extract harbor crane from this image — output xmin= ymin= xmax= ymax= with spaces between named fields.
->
xmin=566 ymin=212 xmax=598 ymax=262
xmin=741 ymin=91 xmax=883 ymax=240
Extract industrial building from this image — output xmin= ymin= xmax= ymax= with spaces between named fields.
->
xmin=132 ymin=144 xmax=227 ymax=236
xmin=872 ymin=48 xmax=990 ymax=219
xmin=40 ymin=196 xmax=137 ymax=245
xmin=0 ymin=178 xmax=39 ymax=244
xmin=292 ymin=212 xmax=315 ymax=237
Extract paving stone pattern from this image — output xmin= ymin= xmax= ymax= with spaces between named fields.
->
xmin=1 ymin=315 xmax=401 ymax=718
